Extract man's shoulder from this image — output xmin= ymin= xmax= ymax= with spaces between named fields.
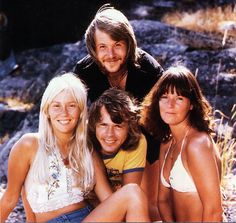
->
xmin=74 ymin=55 xmax=96 ymax=74
xmin=137 ymin=48 xmax=164 ymax=75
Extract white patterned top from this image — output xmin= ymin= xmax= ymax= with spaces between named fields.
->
xmin=24 ymin=148 xmax=84 ymax=213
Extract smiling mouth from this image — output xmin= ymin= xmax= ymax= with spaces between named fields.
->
xmin=105 ymin=58 xmax=119 ymax=63
xmin=58 ymin=120 xmax=71 ymax=125
xmin=104 ymin=139 xmax=116 ymax=144
xmin=166 ymin=112 xmax=176 ymax=114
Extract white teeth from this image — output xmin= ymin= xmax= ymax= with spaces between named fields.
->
xmin=58 ymin=120 xmax=70 ymax=125
xmin=104 ymin=139 xmax=115 ymax=144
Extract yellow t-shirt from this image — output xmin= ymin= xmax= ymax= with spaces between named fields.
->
xmin=102 ymin=134 xmax=147 ymax=191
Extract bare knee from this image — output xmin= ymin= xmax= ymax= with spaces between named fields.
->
xmin=121 ymin=183 xmax=147 ymax=204
xmin=120 ymin=184 xmax=149 ymax=221
xmin=122 ymin=183 xmax=141 ymax=194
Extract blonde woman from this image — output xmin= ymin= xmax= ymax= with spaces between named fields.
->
xmin=0 ymin=73 xmax=150 ymax=222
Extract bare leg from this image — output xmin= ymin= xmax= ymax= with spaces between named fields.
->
xmin=83 ymin=183 xmax=150 ymax=222
xmin=141 ymin=160 xmax=161 ymax=221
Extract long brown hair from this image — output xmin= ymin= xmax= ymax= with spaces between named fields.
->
xmin=88 ymin=88 xmax=141 ymax=151
xmin=85 ymin=4 xmax=139 ymax=66
xmin=140 ymin=65 xmax=213 ymax=142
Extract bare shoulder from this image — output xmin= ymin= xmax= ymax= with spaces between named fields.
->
xmin=185 ymin=130 xmax=222 ymax=178
xmin=11 ymin=133 xmax=39 ymax=159
xmin=185 ymin=130 xmax=213 ymax=155
xmin=14 ymin=132 xmax=39 ymax=149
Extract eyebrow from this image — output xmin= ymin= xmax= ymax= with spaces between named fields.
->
xmin=51 ymin=100 xmax=77 ymax=103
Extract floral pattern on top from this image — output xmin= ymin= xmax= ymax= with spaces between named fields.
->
xmin=47 ymin=150 xmax=61 ymax=200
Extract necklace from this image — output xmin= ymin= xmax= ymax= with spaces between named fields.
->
xmin=108 ymin=70 xmax=128 ymax=89
xmin=62 ymin=157 xmax=69 ymax=166
xmin=60 ymin=151 xmax=69 ymax=165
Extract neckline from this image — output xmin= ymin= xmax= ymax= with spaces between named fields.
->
xmin=102 ymin=150 xmax=119 ymax=159
xmin=161 ymin=128 xmax=191 ymax=185
xmin=172 ymin=128 xmax=191 ymax=155
xmin=169 ymin=128 xmax=191 ymax=172
xmin=107 ymin=70 xmax=128 ymax=89
xmin=53 ymin=148 xmax=70 ymax=169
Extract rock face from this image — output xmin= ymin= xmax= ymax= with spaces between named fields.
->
xmin=0 ymin=4 xmax=236 ymax=222
xmin=131 ymin=20 xmax=236 ymax=114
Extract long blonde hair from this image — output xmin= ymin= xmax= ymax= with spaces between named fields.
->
xmin=32 ymin=72 xmax=94 ymax=192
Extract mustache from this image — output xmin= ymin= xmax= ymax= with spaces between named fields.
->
xmin=105 ymin=58 xmax=120 ymax=62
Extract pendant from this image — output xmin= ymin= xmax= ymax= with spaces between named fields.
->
xmin=63 ymin=157 xmax=69 ymax=166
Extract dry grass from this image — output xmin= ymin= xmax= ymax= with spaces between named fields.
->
xmin=0 ymin=97 xmax=34 ymax=111
xmin=162 ymin=4 xmax=236 ymax=37
xmin=214 ymin=105 xmax=236 ymax=186
xmin=0 ymin=133 xmax=9 ymax=145
xmin=214 ymin=105 xmax=236 ymax=221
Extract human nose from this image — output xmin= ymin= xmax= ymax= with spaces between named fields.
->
xmin=60 ymin=105 xmax=69 ymax=114
xmin=167 ymin=98 xmax=175 ymax=107
xmin=106 ymin=126 xmax=115 ymax=136
xmin=107 ymin=47 xmax=115 ymax=57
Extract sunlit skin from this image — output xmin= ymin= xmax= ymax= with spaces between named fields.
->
xmin=95 ymin=106 xmax=129 ymax=155
xmin=48 ymin=90 xmax=80 ymax=138
xmin=159 ymin=89 xmax=193 ymax=129
xmin=0 ymin=72 xmax=150 ymax=223
xmin=95 ymin=29 xmax=128 ymax=79
xmin=158 ymin=87 xmax=222 ymax=222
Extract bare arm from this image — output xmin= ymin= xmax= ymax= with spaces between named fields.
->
xmin=141 ymin=159 xmax=160 ymax=221
xmin=92 ymin=151 xmax=113 ymax=202
xmin=21 ymin=186 xmax=36 ymax=222
xmin=158 ymin=143 xmax=174 ymax=222
xmin=0 ymin=134 xmax=36 ymax=222
xmin=186 ymin=134 xmax=223 ymax=222
xmin=123 ymin=171 xmax=143 ymax=185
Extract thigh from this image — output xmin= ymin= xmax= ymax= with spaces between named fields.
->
xmin=83 ymin=188 xmax=127 ymax=222
xmin=83 ymin=184 xmax=149 ymax=222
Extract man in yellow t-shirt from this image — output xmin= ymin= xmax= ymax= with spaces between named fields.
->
xmin=88 ymin=88 xmax=147 ymax=191
xmin=103 ymin=133 xmax=147 ymax=190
